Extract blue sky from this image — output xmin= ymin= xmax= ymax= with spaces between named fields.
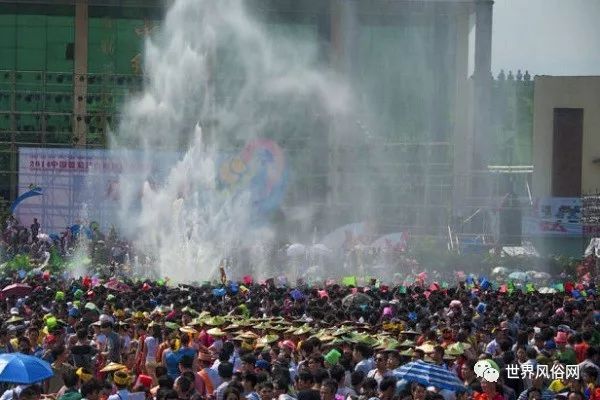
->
xmin=492 ymin=0 xmax=600 ymax=76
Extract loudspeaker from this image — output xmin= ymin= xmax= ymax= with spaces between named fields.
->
xmin=499 ymin=193 xmax=522 ymax=246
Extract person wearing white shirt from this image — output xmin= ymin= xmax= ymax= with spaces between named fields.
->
xmin=0 ymin=385 xmax=27 ymax=400
xmin=215 ymin=362 xmax=234 ymax=400
xmin=353 ymin=343 xmax=374 ymax=376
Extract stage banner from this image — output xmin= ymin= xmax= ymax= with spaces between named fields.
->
xmin=16 ymin=147 xmax=177 ymax=235
xmin=522 ymin=197 xmax=582 ymax=237
xmin=17 ymin=141 xmax=287 ymax=235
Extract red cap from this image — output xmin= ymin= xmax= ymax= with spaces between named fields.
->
xmin=136 ymin=375 xmax=153 ymax=389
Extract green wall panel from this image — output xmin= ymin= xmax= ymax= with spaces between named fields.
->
xmin=0 ymin=15 xmax=17 ymax=70
xmin=88 ymin=17 xmax=153 ymax=75
xmin=0 ymin=14 xmax=74 ymax=72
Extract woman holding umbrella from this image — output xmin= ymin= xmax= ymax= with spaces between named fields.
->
xmin=0 ymin=353 xmax=54 ymax=400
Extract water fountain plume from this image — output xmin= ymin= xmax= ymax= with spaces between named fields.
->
xmin=109 ymin=0 xmax=357 ymax=283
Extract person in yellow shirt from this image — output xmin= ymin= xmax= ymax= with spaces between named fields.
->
xmin=548 ymin=378 xmax=567 ymax=393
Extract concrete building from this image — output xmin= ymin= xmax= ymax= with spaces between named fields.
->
xmin=533 ymin=76 xmax=600 ymax=198
xmin=0 ymin=0 xmax=494 ymax=237
xmin=530 ymin=76 xmax=600 ymax=255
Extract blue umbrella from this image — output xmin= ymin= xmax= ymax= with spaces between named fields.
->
xmin=0 ymin=353 xmax=53 ymax=384
xmin=393 ymin=360 xmax=466 ymax=392
xmin=290 ymin=289 xmax=304 ymax=301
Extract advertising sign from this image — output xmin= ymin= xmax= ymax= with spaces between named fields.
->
xmin=522 ymin=197 xmax=581 ymax=236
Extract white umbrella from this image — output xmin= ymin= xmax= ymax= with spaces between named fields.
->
xmin=492 ymin=267 xmax=509 ymax=275
xmin=321 ymin=222 xmax=365 ymax=250
xmin=584 ymin=238 xmax=600 ymax=258
xmin=371 ymin=232 xmax=408 ymax=251
xmin=37 ymin=233 xmax=52 ymax=243
xmin=310 ymin=243 xmax=332 ymax=257
xmin=286 ymin=243 xmax=306 ymax=257
xmin=539 ymin=287 xmax=557 ymax=294
xmin=533 ymin=271 xmax=551 ymax=279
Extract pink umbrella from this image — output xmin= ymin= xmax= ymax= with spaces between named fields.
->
xmin=104 ymin=280 xmax=132 ymax=293
xmin=1 ymin=284 xmax=32 ymax=299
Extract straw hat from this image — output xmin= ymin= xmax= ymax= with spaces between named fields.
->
xmin=100 ymin=362 xmax=127 ymax=372
xmin=254 ymin=322 xmax=272 ymax=330
xmin=270 ymin=325 xmax=289 ymax=331
xmin=445 ymin=342 xmax=471 ymax=356
xmin=6 ymin=316 xmax=23 ymax=324
xmin=239 ymin=331 xmax=259 ymax=340
xmin=376 ymin=338 xmax=400 ymax=351
xmin=132 ymin=311 xmax=145 ymax=320
xmin=204 ymin=316 xmax=226 ymax=326
xmin=400 ymin=329 xmax=419 ymax=336
xmin=332 ymin=327 xmax=352 ymax=337
xmin=399 ymin=339 xmax=415 ymax=348
xmin=113 ymin=370 xmax=132 ymax=386
xmin=180 ymin=326 xmax=197 ymax=335
xmin=222 ymin=324 xmax=240 ymax=332
xmin=76 ymin=368 xmax=93 ymax=383
xmin=293 ymin=325 xmax=311 ymax=335
xmin=206 ymin=327 xmax=226 ymax=337
xmin=416 ymin=343 xmax=435 ymax=353
xmin=181 ymin=306 xmax=199 ymax=316
xmin=164 ymin=322 xmax=180 ymax=331
xmin=256 ymin=335 xmax=279 ymax=347
xmin=399 ymin=348 xmax=414 ymax=357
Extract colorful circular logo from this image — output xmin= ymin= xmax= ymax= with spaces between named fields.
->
xmin=218 ymin=138 xmax=287 ymax=214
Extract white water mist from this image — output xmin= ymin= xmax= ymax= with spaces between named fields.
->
xmin=111 ymin=0 xmax=353 ymax=282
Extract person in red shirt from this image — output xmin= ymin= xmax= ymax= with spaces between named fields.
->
xmin=574 ymin=331 xmax=592 ymax=364
xmin=441 ymin=328 xmax=455 ymax=348
xmin=474 ymin=379 xmax=504 ymax=400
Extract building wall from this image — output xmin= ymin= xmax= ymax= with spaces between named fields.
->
xmin=532 ymin=76 xmax=600 ymax=198
xmin=0 ymin=1 xmax=475 ymax=235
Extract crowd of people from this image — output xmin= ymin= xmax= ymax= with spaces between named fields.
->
xmin=0 ymin=266 xmax=597 ymax=400
xmin=1 ymin=216 xmax=599 ymax=400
